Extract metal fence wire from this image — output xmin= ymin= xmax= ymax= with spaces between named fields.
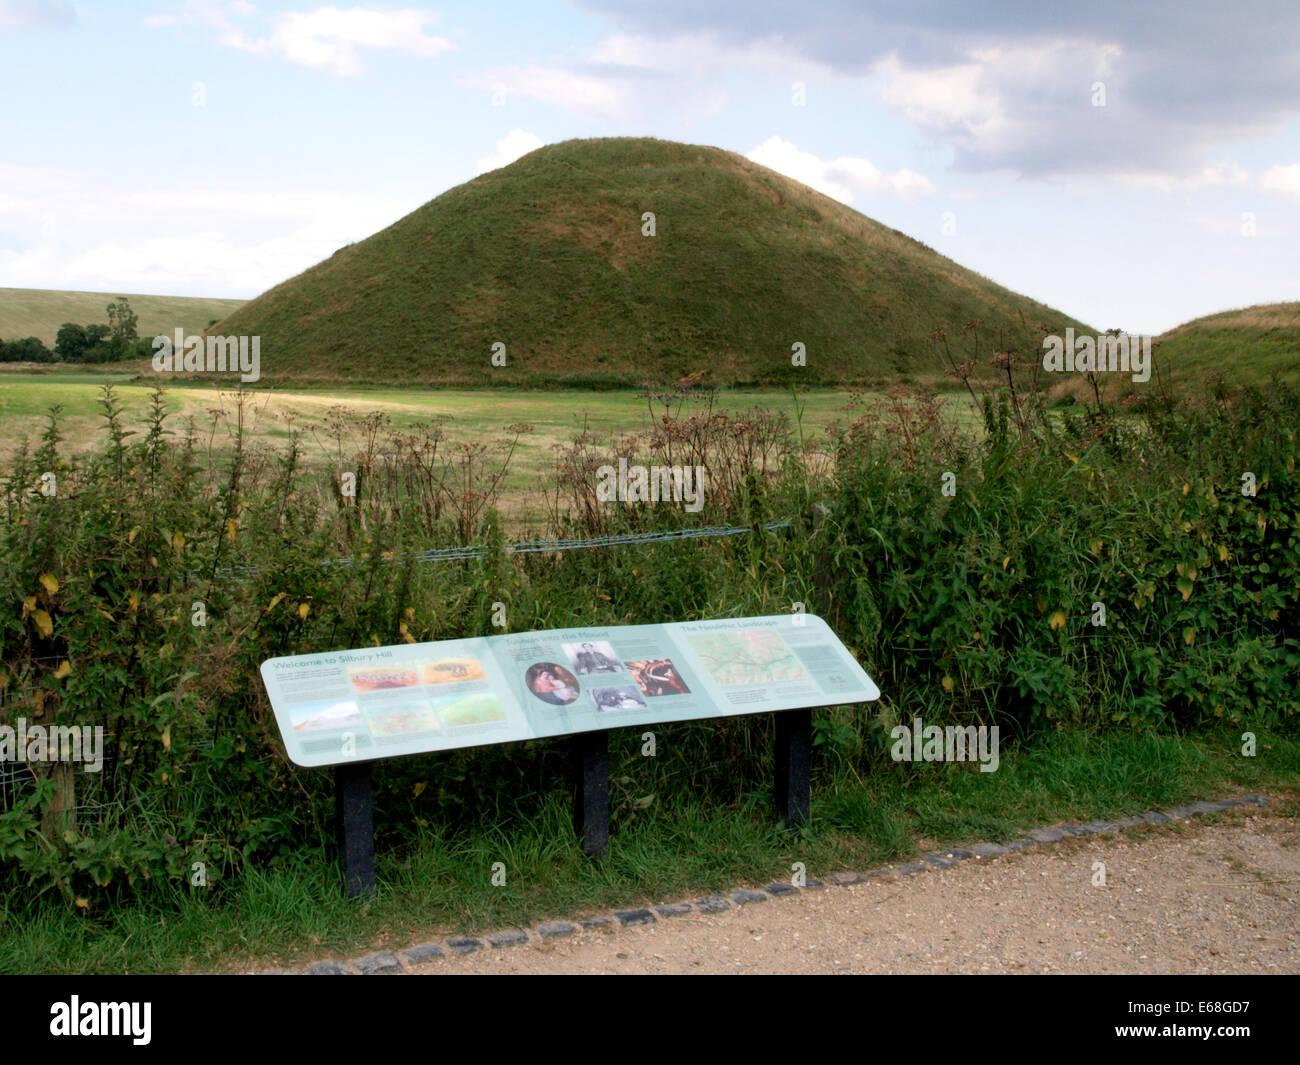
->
xmin=215 ymin=519 xmax=794 ymax=577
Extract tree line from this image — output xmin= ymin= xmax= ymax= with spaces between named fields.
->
xmin=0 ymin=297 xmax=156 ymax=363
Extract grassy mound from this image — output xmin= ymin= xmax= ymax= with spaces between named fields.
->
xmin=201 ymin=137 xmax=1092 ymax=387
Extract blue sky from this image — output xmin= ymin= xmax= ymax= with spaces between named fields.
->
xmin=2 ymin=0 xmax=1298 ymax=333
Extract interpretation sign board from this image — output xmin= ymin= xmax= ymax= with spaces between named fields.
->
xmin=261 ymin=614 xmax=880 ymax=768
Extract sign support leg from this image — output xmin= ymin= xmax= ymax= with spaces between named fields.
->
xmin=335 ymin=760 xmax=376 ymax=898
xmin=774 ymin=708 xmax=812 ymax=831
xmin=571 ymin=730 xmax=610 ymax=858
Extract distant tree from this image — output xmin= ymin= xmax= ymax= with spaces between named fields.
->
xmin=82 ymin=323 xmax=113 ymax=363
xmin=0 ymin=336 xmax=53 ymax=363
xmin=54 ymin=322 xmax=89 ymax=361
xmin=105 ymin=297 xmax=139 ymax=358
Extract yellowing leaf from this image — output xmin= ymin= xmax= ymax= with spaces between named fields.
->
xmin=1182 ymin=482 xmax=1190 ymax=496
xmin=399 ymin=620 xmax=415 ymax=644
xmin=941 ymin=675 xmax=954 ymax=692
xmin=161 ymin=725 xmax=171 ymax=752
xmin=266 ymin=593 xmax=287 ymax=613
xmin=226 ymin=519 xmax=238 ymax=543
xmin=127 ymin=593 xmax=139 ymax=612
xmin=52 ymin=660 xmax=71 ymax=680
xmin=1177 ymin=577 xmax=1194 ymax=601
xmin=1048 ymin=610 xmax=1067 ymax=631
xmin=1183 ymin=626 xmax=1196 ymax=646
xmin=1002 ymin=556 xmax=1010 ymax=570
xmin=22 ymin=595 xmax=35 ymax=616
xmin=298 ymin=602 xmax=310 ymax=620
xmin=412 ymin=781 xmax=427 ymax=798
xmin=1217 ymin=544 xmax=1229 ymax=562
xmin=31 ymin=610 xmax=53 ymax=638
xmin=75 ymin=897 xmax=89 ymax=909
xmin=39 ymin=573 xmax=58 ymax=595
xmin=127 ymin=526 xmax=140 ymax=544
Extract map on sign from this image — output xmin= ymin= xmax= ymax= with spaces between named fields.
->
xmin=260 ymin=614 xmax=881 ymax=767
xmin=686 ymin=629 xmax=809 ymax=686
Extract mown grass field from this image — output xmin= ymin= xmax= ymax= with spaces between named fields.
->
xmin=0 ymin=287 xmax=245 ymax=348
xmin=0 ymin=370 xmax=981 ymax=525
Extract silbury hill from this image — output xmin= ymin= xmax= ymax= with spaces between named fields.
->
xmin=202 ymin=137 xmax=1093 ymax=388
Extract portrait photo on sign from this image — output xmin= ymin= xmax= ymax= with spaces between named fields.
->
xmin=626 ymin=658 xmax=690 ymax=697
xmin=590 ymin=686 xmax=647 ymax=712
xmin=525 ymin=662 xmax=581 ymax=705
xmin=563 ymin=641 xmax=624 ymax=676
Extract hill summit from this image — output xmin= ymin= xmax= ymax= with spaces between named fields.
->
xmin=207 ymin=137 xmax=1092 ymax=387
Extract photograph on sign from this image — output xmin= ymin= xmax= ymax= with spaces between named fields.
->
xmin=260 ymin=615 xmax=880 ymax=767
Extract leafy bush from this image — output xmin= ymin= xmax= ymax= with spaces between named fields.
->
xmin=0 ymin=379 xmax=1295 ymax=906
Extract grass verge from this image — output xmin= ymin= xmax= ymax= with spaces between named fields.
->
xmin=2 ymin=727 xmax=1293 ymax=974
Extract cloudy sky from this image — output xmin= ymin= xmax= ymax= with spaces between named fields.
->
xmin=2 ymin=0 xmax=1298 ymax=333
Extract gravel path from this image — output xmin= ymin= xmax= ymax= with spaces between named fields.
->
xmin=399 ymin=807 xmax=1297 ymax=975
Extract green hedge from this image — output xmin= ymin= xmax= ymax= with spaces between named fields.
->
xmin=0 ymin=382 xmax=1295 ymax=905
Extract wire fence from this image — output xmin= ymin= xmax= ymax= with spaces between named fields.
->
xmin=215 ymin=519 xmax=795 ymax=577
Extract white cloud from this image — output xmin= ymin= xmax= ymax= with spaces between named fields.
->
xmin=875 ymin=52 xmax=1004 ymax=140
xmin=1261 ymin=164 xmax=1300 ymax=197
xmin=589 ymin=30 xmax=821 ymax=75
xmin=475 ymin=129 xmax=544 ymax=175
xmin=461 ymin=30 xmax=816 ymax=123
xmin=461 ymin=66 xmax=627 ymax=121
xmin=1113 ymin=160 xmax=1251 ymax=193
xmin=871 ymin=40 xmax=1123 ymax=169
xmin=0 ymin=0 xmax=74 ymax=32
xmin=0 ymin=163 xmax=411 ymax=295
xmin=745 ymin=136 xmax=933 ymax=205
xmin=144 ymin=4 xmax=455 ymax=76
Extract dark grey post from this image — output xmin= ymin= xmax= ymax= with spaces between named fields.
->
xmin=570 ymin=730 xmax=610 ymax=858
xmin=335 ymin=761 xmax=376 ymax=897
xmin=774 ymin=708 xmax=812 ymax=830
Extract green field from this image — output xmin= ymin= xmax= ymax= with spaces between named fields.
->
xmin=0 ymin=287 xmax=245 ymax=348
xmin=0 ymin=371 xmax=986 ymax=523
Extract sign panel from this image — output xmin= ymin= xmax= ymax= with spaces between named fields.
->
xmin=261 ymin=614 xmax=881 ymax=767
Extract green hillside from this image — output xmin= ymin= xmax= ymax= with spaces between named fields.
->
xmin=0 ymin=288 xmax=245 ymax=348
xmin=202 ymin=137 xmax=1092 ymax=387
xmin=1154 ymin=302 xmax=1300 ymax=386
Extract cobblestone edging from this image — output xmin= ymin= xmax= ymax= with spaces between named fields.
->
xmin=261 ymin=795 xmax=1270 ymax=975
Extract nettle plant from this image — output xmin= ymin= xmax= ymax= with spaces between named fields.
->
xmin=0 ymin=378 xmax=1294 ymax=907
